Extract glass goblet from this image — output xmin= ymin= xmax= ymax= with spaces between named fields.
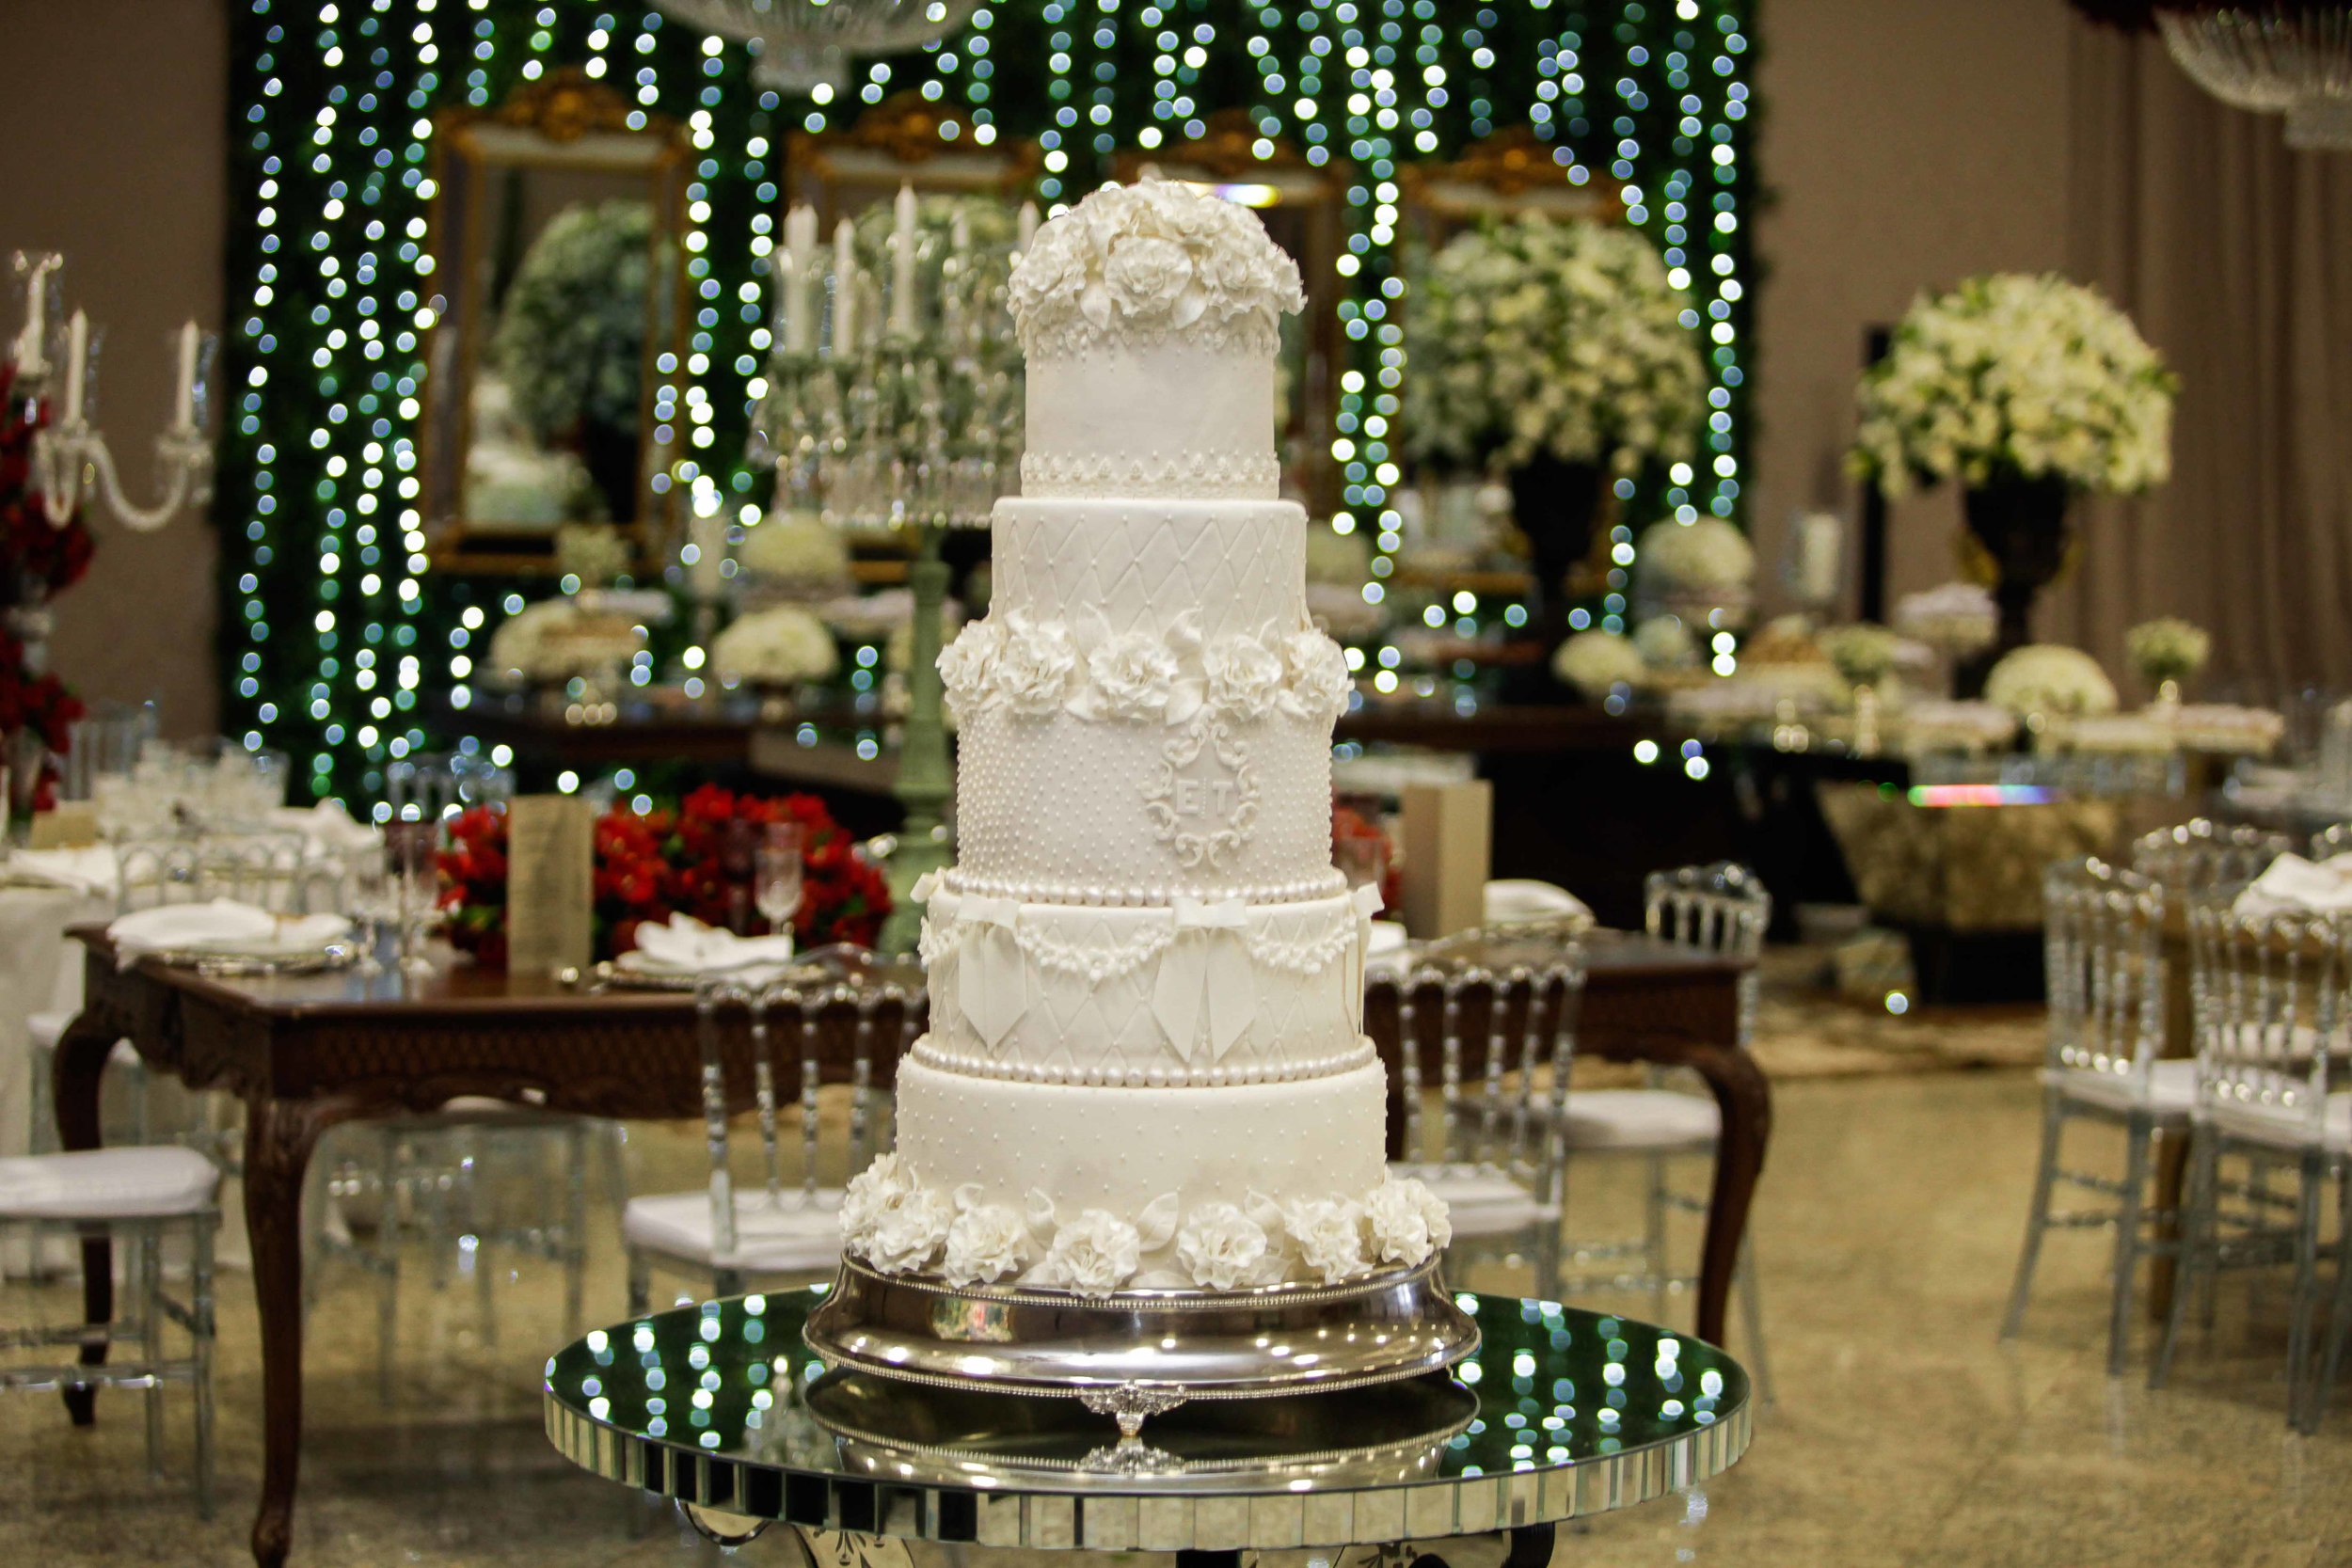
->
xmin=755 ymin=821 xmax=807 ymax=938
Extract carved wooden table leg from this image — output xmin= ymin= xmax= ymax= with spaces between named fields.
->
xmin=1687 ymin=1040 xmax=1772 ymax=1348
xmin=52 ymin=1008 xmax=122 ymax=1426
xmin=245 ymin=1092 xmax=365 ymax=1568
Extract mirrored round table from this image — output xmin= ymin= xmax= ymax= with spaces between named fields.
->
xmin=543 ymin=1288 xmax=1751 ymax=1567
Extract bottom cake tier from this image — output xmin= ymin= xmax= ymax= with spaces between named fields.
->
xmin=840 ymin=1051 xmax=1452 ymax=1294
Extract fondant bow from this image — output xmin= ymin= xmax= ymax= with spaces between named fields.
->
xmin=958 ymin=896 xmax=1028 ymax=1051
xmin=1153 ymin=896 xmax=1256 ymax=1067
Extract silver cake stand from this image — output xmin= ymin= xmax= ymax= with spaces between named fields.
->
xmin=802 ymin=1256 xmax=1481 ymax=1437
xmin=544 ymin=1287 xmax=1753 ymax=1567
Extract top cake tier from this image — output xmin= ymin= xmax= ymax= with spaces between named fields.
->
xmin=1009 ymin=178 xmax=1304 ymax=502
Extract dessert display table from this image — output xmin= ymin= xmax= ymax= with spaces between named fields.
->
xmin=544 ymin=1288 xmax=1752 ymax=1564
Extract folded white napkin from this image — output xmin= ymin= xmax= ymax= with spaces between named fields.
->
xmin=1365 ymin=920 xmax=1409 ymax=958
xmin=108 ymin=898 xmax=352 ymax=964
xmin=8 ymin=845 xmax=120 ymax=895
xmin=1484 ymin=879 xmax=1594 ymax=927
xmin=622 ymin=912 xmax=796 ymax=974
xmin=2233 ymin=854 xmax=2352 ymax=920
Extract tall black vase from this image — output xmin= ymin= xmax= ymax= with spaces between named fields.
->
xmin=1504 ymin=455 xmax=1605 ymax=705
xmin=1954 ymin=475 xmax=2073 ymax=699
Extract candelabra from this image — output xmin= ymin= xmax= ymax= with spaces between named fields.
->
xmin=747 ymin=186 xmax=1032 ymax=952
xmin=8 ymin=252 xmax=217 ymax=534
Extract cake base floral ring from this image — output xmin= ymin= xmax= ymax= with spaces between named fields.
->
xmin=802 ymin=1254 xmax=1479 ymax=1435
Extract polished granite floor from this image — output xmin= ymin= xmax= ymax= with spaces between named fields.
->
xmin=3 ymin=1057 xmax=2348 ymax=1565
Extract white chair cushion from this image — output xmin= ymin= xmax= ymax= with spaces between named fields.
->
xmin=24 ymin=1010 xmax=139 ymax=1071
xmin=2042 ymin=1058 xmax=2198 ymax=1116
xmin=622 ymin=1188 xmax=845 ymax=1275
xmin=0 ymin=1146 xmax=219 ymax=1221
xmin=2206 ymin=1091 xmax=2352 ymax=1154
xmin=1558 ymin=1089 xmax=1722 ymax=1152
xmin=1393 ymin=1163 xmax=1553 ymax=1238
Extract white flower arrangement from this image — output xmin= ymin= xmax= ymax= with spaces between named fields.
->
xmin=737 ymin=513 xmax=851 ymax=587
xmin=1173 ymin=1203 xmax=1279 ymax=1291
xmin=1029 ymin=1209 xmax=1144 ymax=1297
xmin=2125 ymin=617 xmax=2211 ymax=689
xmin=1820 ymin=624 xmax=1904 ymax=689
xmin=939 ymin=1190 xmax=1029 ymax=1287
xmin=1983 ymin=643 xmax=2120 ymax=719
xmin=712 ymin=606 xmax=840 ymax=688
xmin=1009 ymin=177 xmax=1306 ymax=357
xmin=1551 ymin=628 xmax=1648 ymax=698
xmin=1893 ymin=581 xmax=1998 ymax=656
xmin=1283 ymin=1197 xmax=1371 ymax=1284
xmin=485 ymin=598 xmax=643 ymax=682
xmin=493 ymin=198 xmax=658 ymax=445
xmin=553 ymin=521 xmax=631 ymax=588
xmin=1361 ymin=1174 xmax=1450 ymax=1266
xmin=1203 ymin=636 xmax=1288 ymax=721
xmin=1633 ymin=615 xmax=1698 ymax=668
xmin=1851 ymin=273 xmax=2176 ymax=499
xmin=1407 ymin=215 xmax=1706 ymax=474
xmin=1638 ymin=518 xmax=1756 ymax=594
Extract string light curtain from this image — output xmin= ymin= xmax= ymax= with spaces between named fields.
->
xmin=221 ymin=0 xmax=1753 ymax=803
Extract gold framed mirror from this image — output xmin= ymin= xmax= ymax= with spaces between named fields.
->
xmin=1113 ymin=112 xmax=1348 ymax=514
xmin=418 ymin=71 xmax=689 ymax=575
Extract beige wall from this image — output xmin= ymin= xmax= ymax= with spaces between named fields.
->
xmin=0 ymin=0 xmax=227 ymax=738
xmin=1749 ymin=0 xmax=2074 ymax=619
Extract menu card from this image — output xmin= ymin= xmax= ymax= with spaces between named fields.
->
xmin=1400 ymin=780 xmax=1492 ymax=940
xmin=504 ymin=795 xmax=595 ymax=976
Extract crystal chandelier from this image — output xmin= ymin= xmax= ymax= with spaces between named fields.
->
xmin=2159 ymin=6 xmax=2352 ymax=148
xmin=650 ymin=0 xmax=982 ymax=94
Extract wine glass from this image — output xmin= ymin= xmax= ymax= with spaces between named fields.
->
xmin=755 ymin=821 xmax=807 ymax=939
xmin=344 ymin=842 xmax=401 ymax=977
xmin=383 ymin=818 xmax=441 ymax=976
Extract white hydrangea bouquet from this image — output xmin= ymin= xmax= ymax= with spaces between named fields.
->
xmin=2124 ymin=617 xmax=2210 ymax=692
xmin=737 ymin=513 xmax=852 ymax=595
xmin=713 ymin=606 xmax=841 ymax=689
xmin=1408 ymin=216 xmax=1707 ymax=475
xmin=1638 ymin=516 xmax=1756 ymax=627
xmin=1851 ymin=273 xmax=2175 ymax=499
xmin=1551 ymin=628 xmax=1647 ymax=699
xmin=1983 ymin=643 xmax=2119 ymax=721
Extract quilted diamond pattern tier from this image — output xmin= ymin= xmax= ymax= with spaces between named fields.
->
xmin=992 ymin=499 xmax=1306 ymax=642
xmin=921 ymin=889 xmax=1368 ymax=1084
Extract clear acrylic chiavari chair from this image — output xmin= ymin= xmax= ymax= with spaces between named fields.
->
xmin=1548 ymin=863 xmax=1773 ymax=1400
xmin=2151 ymin=899 xmax=2352 ymax=1431
xmin=623 ymin=955 xmax=921 ymax=1312
xmin=1375 ymin=941 xmax=1586 ymax=1296
xmin=2130 ymin=818 xmax=2295 ymax=896
xmin=2001 ymin=857 xmax=2190 ymax=1374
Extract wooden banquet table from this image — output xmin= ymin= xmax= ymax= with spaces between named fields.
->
xmin=51 ymin=926 xmax=1764 ymax=1567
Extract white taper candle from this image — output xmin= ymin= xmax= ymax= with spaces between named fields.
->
xmin=62 ymin=309 xmax=87 ymax=424
xmin=889 ymin=182 xmax=918 ymax=337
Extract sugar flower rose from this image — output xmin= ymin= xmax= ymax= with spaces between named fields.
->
xmin=1363 ymin=1175 xmax=1452 ymax=1266
xmin=1276 ymin=628 xmax=1353 ymax=721
xmin=1206 ymin=635 xmax=1286 ymax=721
xmin=1104 ymin=235 xmax=1202 ymax=325
xmin=936 ymin=617 xmax=1004 ymax=721
xmin=1082 ymin=630 xmax=1184 ymax=721
xmin=1175 ymin=1203 xmax=1276 ymax=1291
xmin=989 ymin=612 xmax=1080 ymax=718
xmin=862 ymin=1185 xmax=952 ymax=1275
xmin=1285 ymin=1198 xmax=1371 ymax=1284
xmin=1031 ymin=1209 xmax=1141 ymax=1297
xmin=940 ymin=1196 xmax=1030 ymax=1287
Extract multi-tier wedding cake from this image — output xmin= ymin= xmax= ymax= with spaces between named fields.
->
xmin=836 ymin=179 xmax=1448 ymax=1297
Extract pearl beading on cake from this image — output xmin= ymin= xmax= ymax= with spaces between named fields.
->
xmin=936 ymin=866 xmax=1348 ymax=907
xmin=912 ymin=1035 xmax=1375 ymax=1086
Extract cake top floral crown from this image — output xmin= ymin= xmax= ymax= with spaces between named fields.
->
xmin=1008 ymin=176 xmax=1307 ymax=359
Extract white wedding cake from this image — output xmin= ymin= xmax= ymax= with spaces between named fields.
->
xmin=838 ymin=179 xmax=1448 ymax=1296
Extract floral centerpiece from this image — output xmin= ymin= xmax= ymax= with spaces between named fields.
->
xmin=493 ymin=198 xmax=660 ymax=523
xmin=1982 ymin=643 xmax=2120 ymax=722
xmin=1893 ymin=581 xmax=1998 ymax=658
xmin=2124 ymin=616 xmax=2209 ymax=701
xmin=485 ymin=597 xmax=644 ymax=686
xmin=1851 ymin=273 xmax=2175 ymax=683
xmin=438 ymin=784 xmax=890 ymax=972
xmin=736 ymin=512 xmax=852 ymax=600
xmin=1550 ymin=627 xmax=1647 ymax=701
xmin=1820 ymin=623 xmax=1903 ymax=690
xmin=713 ymin=605 xmax=840 ymax=690
xmin=1632 ymin=614 xmax=1699 ymax=669
xmin=1408 ymin=215 xmax=1706 ymax=689
xmin=1637 ymin=516 xmax=1756 ymax=626
xmin=1 ymin=365 xmax=92 ymax=816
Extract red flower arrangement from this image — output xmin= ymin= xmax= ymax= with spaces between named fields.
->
xmin=0 ymin=365 xmax=92 ymax=812
xmin=437 ymin=785 xmax=892 ymax=972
